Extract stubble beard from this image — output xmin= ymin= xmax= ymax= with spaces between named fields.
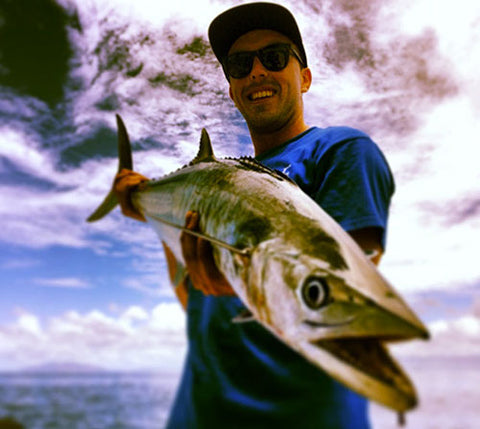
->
xmin=243 ymin=98 xmax=298 ymax=136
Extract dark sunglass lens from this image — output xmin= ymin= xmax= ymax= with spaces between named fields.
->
xmin=260 ymin=47 xmax=289 ymax=71
xmin=226 ymin=52 xmax=254 ymax=79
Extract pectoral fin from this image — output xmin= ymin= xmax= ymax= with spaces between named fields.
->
xmin=232 ymin=308 xmax=256 ymax=323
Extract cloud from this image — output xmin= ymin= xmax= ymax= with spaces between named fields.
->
xmin=0 ymin=303 xmax=187 ymax=371
xmin=1 ymin=0 xmax=480 ymax=344
xmin=379 ymin=96 xmax=480 ymax=293
xmin=0 ymin=0 xmax=75 ymax=105
xmin=393 ymin=312 xmax=480 ymax=358
xmin=121 ymin=305 xmax=149 ymax=322
xmin=17 ymin=313 xmax=43 ymax=337
xmin=123 ymin=276 xmax=170 ymax=298
xmin=3 ymin=303 xmax=479 ymax=374
xmin=33 ymin=277 xmax=91 ymax=288
xmin=0 ymin=122 xmax=180 ymax=252
xmin=300 ymin=0 xmax=459 ymax=140
xmin=0 ymin=127 xmax=55 ymax=181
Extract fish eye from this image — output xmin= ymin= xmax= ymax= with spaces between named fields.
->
xmin=301 ymin=276 xmax=329 ymax=309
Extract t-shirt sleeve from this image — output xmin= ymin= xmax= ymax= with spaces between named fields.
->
xmin=313 ymin=137 xmax=395 ymax=249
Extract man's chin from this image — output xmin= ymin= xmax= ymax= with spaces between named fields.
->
xmin=245 ymin=113 xmax=289 ymax=135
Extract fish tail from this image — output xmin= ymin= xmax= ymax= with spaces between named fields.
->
xmin=86 ymin=114 xmax=133 ymax=222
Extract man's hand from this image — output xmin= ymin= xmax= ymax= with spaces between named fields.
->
xmin=181 ymin=211 xmax=236 ymax=296
xmin=349 ymin=227 xmax=384 ymax=266
xmin=113 ymin=169 xmax=149 ymax=222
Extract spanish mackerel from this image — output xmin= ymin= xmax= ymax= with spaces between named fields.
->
xmin=88 ymin=115 xmax=429 ymax=414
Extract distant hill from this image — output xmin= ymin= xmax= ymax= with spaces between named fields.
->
xmin=20 ymin=362 xmax=108 ymax=373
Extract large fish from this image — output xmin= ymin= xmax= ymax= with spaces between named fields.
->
xmin=88 ymin=115 xmax=429 ymax=415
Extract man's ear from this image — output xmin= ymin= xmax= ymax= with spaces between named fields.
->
xmin=229 ymin=86 xmax=234 ymax=101
xmin=301 ymin=67 xmax=312 ymax=93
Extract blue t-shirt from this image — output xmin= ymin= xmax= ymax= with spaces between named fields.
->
xmin=166 ymin=126 xmax=395 ymax=429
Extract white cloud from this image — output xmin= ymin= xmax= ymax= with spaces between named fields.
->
xmin=121 ymin=305 xmax=149 ymax=322
xmin=0 ymin=123 xmax=183 ymax=251
xmin=17 ymin=313 xmax=43 ymax=337
xmin=380 ymin=96 xmax=480 ymax=293
xmin=393 ymin=313 xmax=480 ymax=358
xmin=0 ymin=303 xmax=187 ymax=371
xmin=3 ymin=303 xmax=479 ymax=373
xmin=33 ymin=277 xmax=91 ymax=288
xmin=2 ymin=0 xmax=480 ymax=373
xmin=0 ymin=128 xmax=48 ymax=176
xmin=75 ymin=0 xmax=231 ymax=31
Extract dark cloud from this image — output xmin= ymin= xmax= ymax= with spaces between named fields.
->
xmin=59 ymin=125 xmax=118 ymax=167
xmin=148 ymin=72 xmax=200 ymax=96
xmin=306 ymin=0 xmax=459 ymax=138
xmin=91 ymin=21 xmax=153 ymax=84
xmin=0 ymin=157 xmax=65 ymax=191
xmin=177 ymin=37 xmax=211 ymax=59
xmin=0 ymin=6 xmax=243 ymax=173
xmin=58 ymin=122 xmax=183 ymax=168
xmin=0 ymin=0 xmax=79 ymax=105
xmin=448 ymin=198 xmax=480 ymax=224
xmin=81 ymin=15 xmax=247 ymax=154
xmin=378 ymin=29 xmax=458 ymax=100
xmin=322 ymin=0 xmax=457 ymax=98
xmin=407 ymin=285 xmax=479 ymax=323
xmin=419 ymin=196 xmax=480 ymax=226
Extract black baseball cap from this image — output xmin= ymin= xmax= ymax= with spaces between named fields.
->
xmin=208 ymin=2 xmax=307 ymax=67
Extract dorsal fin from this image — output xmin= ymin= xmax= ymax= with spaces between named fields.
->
xmin=191 ymin=128 xmax=216 ymax=164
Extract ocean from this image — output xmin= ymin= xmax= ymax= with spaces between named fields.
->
xmin=0 ymin=357 xmax=478 ymax=428
xmin=0 ymin=372 xmax=178 ymax=429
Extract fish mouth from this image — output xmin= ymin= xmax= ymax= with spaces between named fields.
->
xmin=310 ymin=337 xmax=417 ymax=411
xmin=299 ymin=300 xmax=430 ymax=342
xmin=303 ymin=316 xmax=355 ymax=328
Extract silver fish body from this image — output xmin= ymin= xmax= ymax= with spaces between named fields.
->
xmin=88 ymin=115 xmax=429 ymax=413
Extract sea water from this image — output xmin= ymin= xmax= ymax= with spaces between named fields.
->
xmin=0 ymin=372 xmax=177 ymax=429
xmin=370 ymin=357 xmax=480 ymax=429
xmin=0 ymin=357 xmax=478 ymax=428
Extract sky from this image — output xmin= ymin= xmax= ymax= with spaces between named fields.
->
xmin=0 ymin=0 xmax=479 ymax=375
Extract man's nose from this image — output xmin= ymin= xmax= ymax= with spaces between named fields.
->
xmin=249 ymin=55 xmax=268 ymax=79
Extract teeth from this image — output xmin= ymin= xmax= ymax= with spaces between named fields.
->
xmin=250 ymin=90 xmax=274 ymax=101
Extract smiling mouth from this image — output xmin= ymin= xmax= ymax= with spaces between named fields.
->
xmin=248 ymin=90 xmax=275 ymax=101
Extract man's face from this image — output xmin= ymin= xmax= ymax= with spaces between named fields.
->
xmin=227 ymin=30 xmax=311 ymax=135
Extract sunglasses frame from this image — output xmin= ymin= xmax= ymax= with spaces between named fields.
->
xmin=222 ymin=43 xmax=305 ymax=80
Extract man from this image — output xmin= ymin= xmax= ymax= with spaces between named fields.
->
xmin=115 ymin=3 xmax=394 ymax=428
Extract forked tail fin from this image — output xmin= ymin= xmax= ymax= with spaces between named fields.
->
xmin=86 ymin=114 xmax=133 ymax=222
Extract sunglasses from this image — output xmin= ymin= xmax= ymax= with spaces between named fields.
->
xmin=223 ymin=43 xmax=305 ymax=79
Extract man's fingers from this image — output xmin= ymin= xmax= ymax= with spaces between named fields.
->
xmin=181 ymin=211 xmax=199 ymax=267
xmin=113 ymin=169 xmax=149 ymax=222
xmin=179 ymin=210 xmax=236 ymax=296
xmin=181 ymin=211 xmax=216 ymax=293
xmin=162 ymin=241 xmax=178 ymax=284
xmin=114 ymin=170 xmax=148 ymax=192
xmin=185 ymin=210 xmax=199 ymax=230
xmin=196 ymin=239 xmax=220 ymax=281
